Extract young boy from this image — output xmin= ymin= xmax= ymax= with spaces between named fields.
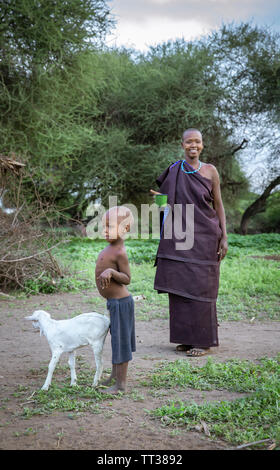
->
xmin=95 ymin=206 xmax=135 ymax=394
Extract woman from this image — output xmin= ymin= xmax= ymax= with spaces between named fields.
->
xmin=151 ymin=128 xmax=228 ymax=356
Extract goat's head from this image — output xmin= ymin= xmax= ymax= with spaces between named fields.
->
xmin=25 ymin=310 xmax=51 ymax=332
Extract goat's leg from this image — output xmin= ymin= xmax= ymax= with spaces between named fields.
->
xmin=68 ymin=351 xmax=77 ymax=386
xmin=41 ymin=350 xmax=62 ymax=391
xmin=91 ymin=341 xmax=104 ymax=387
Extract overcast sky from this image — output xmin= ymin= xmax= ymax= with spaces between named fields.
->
xmin=106 ymin=0 xmax=280 ymax=51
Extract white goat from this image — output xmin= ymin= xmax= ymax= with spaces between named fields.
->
xmin=25 ymin=310 xmax=110 ymax=391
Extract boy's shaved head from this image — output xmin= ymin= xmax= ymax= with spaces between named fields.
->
xmin=102 ymin=206 xmax=134 ymax=241
xmin=107 ymin=206 xmax=134 ymax=227
xmin=182 ymin=128 xmax=202 ymax=141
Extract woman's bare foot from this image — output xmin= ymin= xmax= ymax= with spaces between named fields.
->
xmin=176 ymin=344 xmax=192 ymax=351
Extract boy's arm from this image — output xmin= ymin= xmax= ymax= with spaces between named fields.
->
xmin=98 ymin=250 xmax=131 ymax=289
xmin=111 ymin=250 xmax=131 ymax=285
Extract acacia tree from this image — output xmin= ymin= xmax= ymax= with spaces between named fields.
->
xmin=2 ymin=32 xmax=247 ymax=217
xmin=5 ymin=13 xmax=278 ymax=225
xmin=89 ymin=40 xmax=249 ymax=210
xmin=0 ymin=0 xmax=113 ymax=216
xmin=207 ymin=23 xmax=280 ymax=233
xmin=0 ymin=0 xmax=112 ymax=65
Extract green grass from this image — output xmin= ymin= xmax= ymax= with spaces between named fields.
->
xmin=9 ymin=233 xmax=279 ymax=448
xmin=19 ymin=361 xmax=120 ymax=418
xmin=142 ymin=356 xmax=280 ymax=392
xmin=17 ymin=233 xmax=280 ymax=321
xmin=147 ymin=356 xmax=280 ymax=446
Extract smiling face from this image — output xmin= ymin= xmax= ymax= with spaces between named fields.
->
xmin=181 ymin=129 xmax=203 ymax=161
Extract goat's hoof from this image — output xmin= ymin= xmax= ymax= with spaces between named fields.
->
xmin=41 ymin=385 xmax=49 ymax=391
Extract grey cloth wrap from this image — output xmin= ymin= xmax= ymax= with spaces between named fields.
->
xmin=107 ymin=295 xmax=136 ymax=364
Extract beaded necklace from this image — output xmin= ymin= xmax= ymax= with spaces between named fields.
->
xmin=181 ymin=159 xmax=202 ymax=174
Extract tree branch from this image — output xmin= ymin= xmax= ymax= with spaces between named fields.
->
xmin=240 ymin=175 xmax=280 ymax=234
xmin=0 ymin=240 xmax=70 ymax=263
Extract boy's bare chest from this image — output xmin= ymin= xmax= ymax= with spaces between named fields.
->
xmin=95 ymin=249 xmax=118 ymax=274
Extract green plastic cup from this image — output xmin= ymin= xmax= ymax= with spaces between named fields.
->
xmin=155 ymin=194 xmax=168 ymax=207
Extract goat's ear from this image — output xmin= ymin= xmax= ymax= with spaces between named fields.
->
xmin=25 ymin=315 xmax=33 ymax=320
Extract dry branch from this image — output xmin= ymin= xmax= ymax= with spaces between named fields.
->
xmin=0 ymin=155 xmax=68 ymax=293
xmin=0 ymin=154 xmax=25 ymax=175
xmin=0 ymin=218 xmax=69 ymax=292
xmin=0 ymin=216 xmax=68 ymax=291
xmin=0 ymin=240 xmax=69 ymax=264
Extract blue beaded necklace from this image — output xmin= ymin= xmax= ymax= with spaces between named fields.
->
xmin=181 ymin=159 xmax=202 ymax=174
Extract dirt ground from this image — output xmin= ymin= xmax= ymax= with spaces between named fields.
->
xmin=0 ymin=290 xmax=279 ymax=451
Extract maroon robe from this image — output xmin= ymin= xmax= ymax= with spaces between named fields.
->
xmin=154 ymin=160 xmax=222 ymax=348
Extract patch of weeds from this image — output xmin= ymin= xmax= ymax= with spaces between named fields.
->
xmin=23 ymin=274 xmax=92 ymax=295
xmin=24 ymin=427 xmax=37 ymax=436
xmin=21 ymin=384 xmax=111 ymax=418
xmin=129 ymin=389 xmax=145 ymax=401
xmin=147 ymin=356 xmax=280 ymax=446
xmin=152 ymin=381 xmax=280 ymax=446
xmin=143 ymin=357 xmax=280 ymax=392
xmin=20 ymin=365 xmax=121 ymax=418
xmin=13 ymin=385 xmax=29 ymax=397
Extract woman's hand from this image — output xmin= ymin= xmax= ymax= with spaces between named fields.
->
xmin=217 ymin=237 xmax=228 ymax=261
xmin=150 ymin=189 xmax=162 ymax=195
xmin=98 ymin=268 xmax=113 ymax=289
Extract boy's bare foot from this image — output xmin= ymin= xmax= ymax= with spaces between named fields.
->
xmin=100 ymin=384 xmax=125 ymax=395
xmin=100 ymin=365 xmax=117 ymax=386
xmin=100 ymin=362 xmax=128 ymax=394
xmin=100 ymin=376 xmax=116 ymax=386
xmin=100 ymin=384 xmax=126 ymax=395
